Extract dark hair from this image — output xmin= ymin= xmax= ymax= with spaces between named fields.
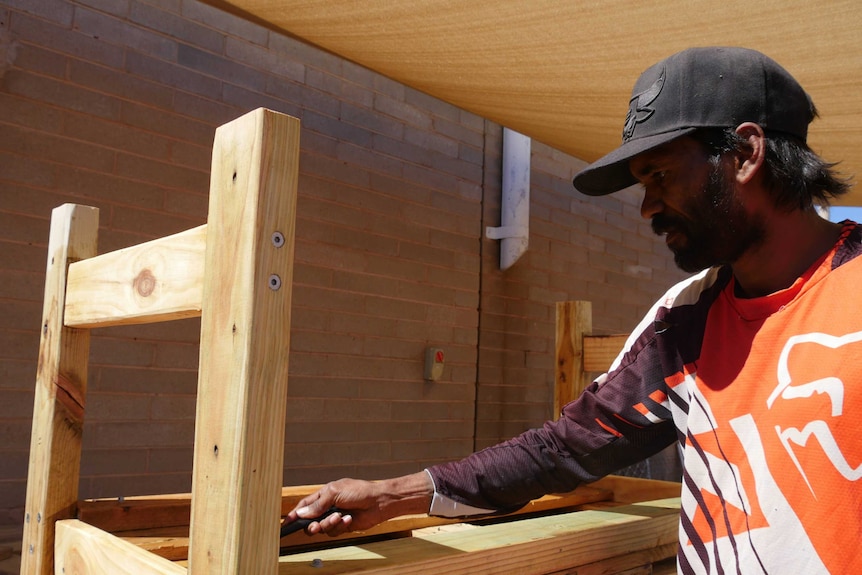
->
xmin=691 ymin=126 xmax=852 ymax=211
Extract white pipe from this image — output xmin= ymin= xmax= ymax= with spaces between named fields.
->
xmin=485 ymin=128 xmax=530 ymax=270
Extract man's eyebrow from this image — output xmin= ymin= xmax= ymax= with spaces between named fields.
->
xmin=632 ymin=159 xmax=659 ymax=179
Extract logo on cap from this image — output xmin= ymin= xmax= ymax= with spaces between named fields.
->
xmin=622 ymin=68 xmax=665 ymax=142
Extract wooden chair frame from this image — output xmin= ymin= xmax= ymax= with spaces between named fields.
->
xmin=21 ymin=108 xmax=679 ymax=575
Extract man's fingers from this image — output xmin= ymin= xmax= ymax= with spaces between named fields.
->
xmin=293 ymin=491 xmax=331 ymax=518
xmin=311 ymin=512 xmax=353 ymax=536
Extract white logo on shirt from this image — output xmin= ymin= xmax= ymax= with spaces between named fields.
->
xmin=767 ymin=331 xmax=862 ymax=495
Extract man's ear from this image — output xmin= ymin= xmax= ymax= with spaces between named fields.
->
xmin=734 ymin=122 xmax=766 ymax=185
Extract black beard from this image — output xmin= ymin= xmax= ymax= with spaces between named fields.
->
xmin=653 ymin=162 xmax=766 ymax=273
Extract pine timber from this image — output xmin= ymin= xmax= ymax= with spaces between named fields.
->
xmin=55 ymin=520 xmax=184 ymax=575
xmin=273 ymin=497 xmax=680 ymax=575
xmin=187 ymin=108 xmax=299 ymax=575
xmin=553 ymin=301 xmax=590 ymax=417
xmin=584 ymin=334 xmax=629 ymax=373
xmin=554 ymin=300 xmax=629 ymax=412
xmin=22 ymin=204 xmax=99 ymax=575
xmin=24 ymin=108 xmax=680 ymax=575
xmin=83 ymin=484 xmax=617 ymax=561
xmin=64 ymin=225 xmax=206 ymax=328
xmin=78 ymin=483 xmax=613 ymax=536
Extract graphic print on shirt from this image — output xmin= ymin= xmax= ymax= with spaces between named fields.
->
xmin=767 ymin=330 xmax=862 ymax=495
xmin=680 ymin=326 xmax=862 ymax=574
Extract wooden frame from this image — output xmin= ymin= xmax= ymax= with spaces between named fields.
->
xmin=554 ymin=300 xmax=630 ymax=417
xmin=21 ymin=108 xmax=679 ymax=575
xmin=22 ymin=108 xmax=300 ymax=575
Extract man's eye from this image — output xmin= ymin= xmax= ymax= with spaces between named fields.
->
xmin=654 ymin=171 xmax=667 ymax=182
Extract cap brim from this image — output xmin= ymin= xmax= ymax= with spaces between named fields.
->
xmin=572 ymin=128 xmax=697 ymax=196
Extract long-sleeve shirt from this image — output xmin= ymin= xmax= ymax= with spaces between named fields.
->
xmin=427 ymin=221 xmax=862 ymax=574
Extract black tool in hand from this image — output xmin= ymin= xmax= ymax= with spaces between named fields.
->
xmin=280 ymin=506 xmax=344 ymax=538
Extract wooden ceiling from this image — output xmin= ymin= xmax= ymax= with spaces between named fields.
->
xmin=207 ymin=0 xmax=862 ymax=205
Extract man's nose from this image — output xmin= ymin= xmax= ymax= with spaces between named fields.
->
xmin=640 ymin=186 xmax=664 ymax=220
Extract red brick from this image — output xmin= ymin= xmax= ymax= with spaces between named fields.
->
xmin=80 ymin=448 xmax=148 ymax=477
xmin=0 ymin=358 xmax=38 ymax=390
xmin=7 ymin=0 xmax=73 ymax=27
xmin=146 ymin=447 xmax=194 ymax=473
xmin=336 ymin=140 xmax=404 ymax=179
xmin=125 ymin=51 xmax=221 ymax=100
xmin=6 ymin=70 xmax=121 ymax=119
xmin=391 ymin=438 xmax=471 ymax=461
xmin=285 ymin=375 xmax=360 ymax=401
xmin=162 ymin=187 xmax=208 ymax=218
xmin=69 ymin=58 xmax=173 ymax=110
xmin=432 ymin=115 xmax=485 ymax=149
xmin=218 ymin=86 xmax=294 ymax=123
xmin=364 ymin=295 xmax=426 ymax=322
xmin=76 ymin=0 xmax=131 ymax=17
xmin=152 ymin=340 xmax=199 ymax=370
xmin=373 ymin=92 xmax=431 ymax=129
xmin=291 ymin=329 xmax=363 ymax=356
xmin=13 ymin=42 xmax=67 ymax=78
xmin=404 ymin=86 xmax=460 ymax=123
xmin=87 ymin=421 xmax=194 ymax=448
xmin=0 ymin=94 xmax=65 ymax=135
xmin=121 ymin=100 xmax=213 ymax=143
xmin=0 ymin=480 xmax=26 ymax=510
xmin=82 ymin=471 xmax=191 ymax=499
xmin=181 ymin=0 xmax=268 ymax=46
xmin=74 ymin=7 xmax=176 ymax=61
xmin=149 ymin=394 xmax=195 ymax=420
xmin=115 ymin=152 xmax=208 ymax=192
xmin=130 ymin=2 xmax=223 ymax=54
xmin=269 ymin=33 xmax=341 ymax=75
xmin=0 ymin=210 xmax=49 ymax=247
xmin=353 ymin=422 xmax=421 ymax=442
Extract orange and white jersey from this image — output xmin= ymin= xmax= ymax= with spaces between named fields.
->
xmin=429 ymin=221 xmax=862 ymax=574
xmin=677 ymin=222 xmax=862 ymax=574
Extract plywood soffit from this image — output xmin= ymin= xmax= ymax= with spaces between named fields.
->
xmin=209 ymin=0 xmax=862 ymax=205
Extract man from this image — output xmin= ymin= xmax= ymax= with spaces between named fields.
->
xmin=285 ymin=47 xmax=860 ymax=573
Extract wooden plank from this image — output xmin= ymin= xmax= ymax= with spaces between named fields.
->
xmin=78 ymin=497 xmax=193 ymax=533
xmin=554 ymin=301 xmax=591 ymax=416
xmin=583 ymin=334 xmax=628 ymax=373
xmin=542 ymin=543 xmax=677 ymax=575
xmin=275 ymin=498 xmax=680 ymax=574
xmin=64 ymin=225 xmax=206 ymax=328
xmin=80 ymin=483 xmax=612 ymax=535
xmin=55 ymin=520 xmax=185 ymax=575
xmin=589 ymin=475 xmax=681 ymax=504
xmin=113 ymin=485 xmax=614 ymax=560
xmin=21 ymin=204 xmax=99 ymax=575
xmin=188 ymin=108 xmax=300 ymax=575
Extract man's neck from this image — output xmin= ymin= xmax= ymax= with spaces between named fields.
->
xmin=730 ymin=209 xmax=843 ymax=298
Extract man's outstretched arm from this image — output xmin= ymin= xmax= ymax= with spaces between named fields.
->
xmin=285 ymin=471 xmax=433 ymax=536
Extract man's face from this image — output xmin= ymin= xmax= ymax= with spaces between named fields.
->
xmin=630 ymin=136 xmax=766 ymax=273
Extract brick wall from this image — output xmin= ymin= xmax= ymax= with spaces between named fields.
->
xmin=0 ymin=0 xmax=686 ymax=525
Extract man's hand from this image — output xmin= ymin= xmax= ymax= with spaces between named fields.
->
xmin=284 ymin=472 xmax=433 ymax=537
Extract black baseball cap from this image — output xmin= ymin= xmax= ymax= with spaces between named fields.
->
xmin=572 ymin=47 xmax=815 ymax=196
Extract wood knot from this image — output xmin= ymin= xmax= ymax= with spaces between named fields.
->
xmin=134 ymin=268 xmax=156 ymax=297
